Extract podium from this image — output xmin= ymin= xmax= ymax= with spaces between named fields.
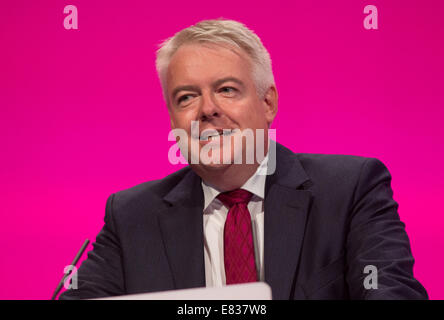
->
xmin=94 ymin=282 xmax=272 ymax=300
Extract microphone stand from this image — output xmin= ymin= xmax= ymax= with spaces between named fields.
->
xmin=51 ymin=239 xmax=90 ymax=300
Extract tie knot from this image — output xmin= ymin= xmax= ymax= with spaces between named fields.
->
xmin=217 ymin=189 xmax=253 ymax=208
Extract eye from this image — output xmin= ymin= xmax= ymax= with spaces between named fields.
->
xmin=219 ymin=86 xmax=237 ymax=96
xmin=177 ymin=94 xmax=193 ymax=105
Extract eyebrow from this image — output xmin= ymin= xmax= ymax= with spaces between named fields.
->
xmin=171 ymin=77 xmax=245 ymax=101
xmin=171 ymin=85 xmax=201 ymax=101
xmin=213 ymin=77 xmax=245 ymax=89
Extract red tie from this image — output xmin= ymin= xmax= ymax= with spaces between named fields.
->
xmin=217 ymin=189 xmax=258 ymax=284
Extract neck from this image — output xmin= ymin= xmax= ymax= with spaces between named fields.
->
xmin=192 ymin=138 xmax=271 ymax=192
xmin=195 ymin=162 xmax=260 ymax=192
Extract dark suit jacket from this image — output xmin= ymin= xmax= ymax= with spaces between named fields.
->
xmin=60 ymin=142 xmax=427 ymax=299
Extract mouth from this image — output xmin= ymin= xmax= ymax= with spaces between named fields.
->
xmin=199 ymin=128 xmax=237 ymax=141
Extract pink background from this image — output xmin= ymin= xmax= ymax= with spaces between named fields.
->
xmin=1 ymin=0 xmax=443 ymax=299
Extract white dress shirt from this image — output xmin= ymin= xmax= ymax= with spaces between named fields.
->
xmin=202 ymin=155 xmax=268 ymax=287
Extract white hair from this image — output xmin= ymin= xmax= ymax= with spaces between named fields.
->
xmin=155 ymin=19 xmax=275 ymax=101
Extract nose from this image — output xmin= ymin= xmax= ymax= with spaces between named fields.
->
xmin=198 ymin=91 xmax=221 ymax=122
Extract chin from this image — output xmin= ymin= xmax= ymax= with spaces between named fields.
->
xmin=199 ymin=162 xmax=232 ymax=170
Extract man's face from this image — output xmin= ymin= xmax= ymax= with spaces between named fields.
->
xmin=165 ymin=42 xmax=277 ymax=171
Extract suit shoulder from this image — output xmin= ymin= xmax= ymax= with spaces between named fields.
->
xmin=297 ymin=153 xmax=369 ymax=168
xmin=112 ymin=166 xmax=192 ymax=206
xmin=294 ymin=153 xmax=388 ymax=182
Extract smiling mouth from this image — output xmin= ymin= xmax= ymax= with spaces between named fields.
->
xmin=199 ymin=129 xmax=237 ymax=141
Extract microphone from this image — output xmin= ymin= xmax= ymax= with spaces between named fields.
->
xmin=51 ymin=239 xmax=90 ymax=300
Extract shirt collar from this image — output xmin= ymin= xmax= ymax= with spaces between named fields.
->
xmin=201 ymin=154 xmax=269 ymax=210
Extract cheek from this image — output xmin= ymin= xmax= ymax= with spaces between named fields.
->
xmin=236 ymin=105 xmax=267 ymax=128
xmin=229 ymin=98 xmax=257 ymax=118
xmin=171 ymin=110 xmax=194 ymax=130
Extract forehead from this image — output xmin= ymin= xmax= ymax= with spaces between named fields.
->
xmin=166 ymin=43 xmax=253 ymax=88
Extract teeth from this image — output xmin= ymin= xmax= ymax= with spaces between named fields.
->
xmin=200 ymin=129 xmax=233 ymax=141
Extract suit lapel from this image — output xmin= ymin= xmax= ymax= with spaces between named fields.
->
xmin=156 ymin=142 xmax=313 ymax=297
xmin=264 ymin=143 xmax=313 ymax=299
xmin=158 ymin=170 xmax=206 ymax=289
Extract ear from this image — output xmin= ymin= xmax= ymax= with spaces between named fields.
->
xmin=167 ymin=104 xmax=176 ymax=130
xmin=262 ymin=85 xmax=278 ymax=126
xmin=170 ymin=117 xmax=175 ymax=130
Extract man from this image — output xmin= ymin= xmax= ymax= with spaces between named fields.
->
xmin=60 ymin=19 xmax=427 ymax=299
